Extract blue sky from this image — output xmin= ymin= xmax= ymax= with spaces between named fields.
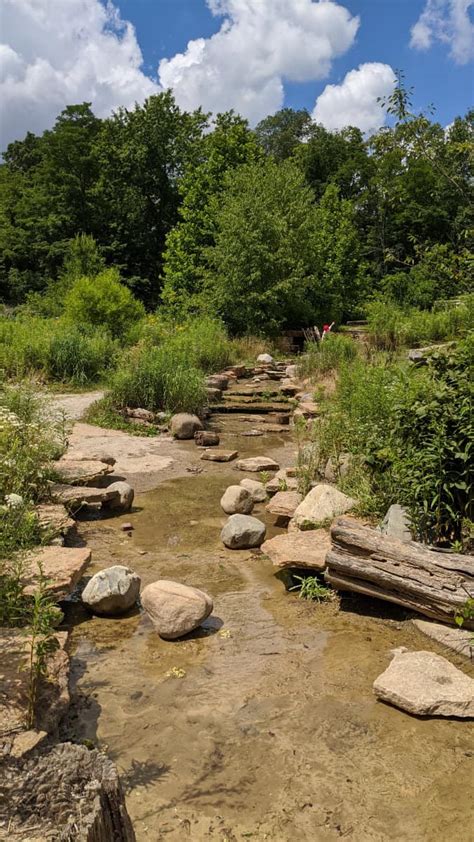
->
xmin=119 ymin=0 xmax=473 ymax=125
xmin=1 ymin=0 xmax=473 ymax=151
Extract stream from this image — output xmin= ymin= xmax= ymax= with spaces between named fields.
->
xmin=61 ymin=404 xmax=473 ymax=841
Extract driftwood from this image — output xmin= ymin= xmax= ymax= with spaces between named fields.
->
xmin=325 ymin=518 xmax=474 ymax=628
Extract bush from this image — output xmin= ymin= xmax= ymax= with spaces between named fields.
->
xmin=47 ymin=327 xmax=117 ymax=385
xmin=63 ymin=268 xmax=145 ymax=338
xmin=111 ymin=344 xmax=207 ymax=414
xmin=298 ymin=333 xmax=358 ymax=377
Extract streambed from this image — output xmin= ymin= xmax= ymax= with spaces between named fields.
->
xmin=62 ymin=411 xmax=473 ymax=841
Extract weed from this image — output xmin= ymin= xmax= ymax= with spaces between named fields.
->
xmin=290 ymin=575 xmax=333 ymax=601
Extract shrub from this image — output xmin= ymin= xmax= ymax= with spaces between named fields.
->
xmin=366 ymin=295 xmax=474 ymax=350
xmin=110 ymin=344 xmax=206 ymax=414
xmin=63 ymin=268 xmax=145 ymax=338
xmin=47 ymin=327 xmax=117 ymax=385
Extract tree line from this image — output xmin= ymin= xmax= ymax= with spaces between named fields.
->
xmin=0 ymin=78 xmax=472 ymax=334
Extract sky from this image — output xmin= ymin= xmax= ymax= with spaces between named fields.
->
xmin=0 ymin=0 xmax=473 ymax=151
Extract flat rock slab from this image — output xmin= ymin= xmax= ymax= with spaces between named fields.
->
xmin=236 ymin=457 xmax=279 ymax=472
xmin=22 ymin=546 xmax=92 ymax=599
xmin=36 ymin=503 xmax=76 ymax=538
xmin=51 ymin=483 xmax=120 ymax=509
xmin=373 ymin=650 xmax=474 ymax=718
xmin=262 ymin=529 xmax=331 ymax=571
xmin=54 ymin=459 xmax=113 ymax=486
xmin=413 ymin=619 xmax=473 ymax=659
xmin=266 ymin=491 xmax=302 ymax=518
xmin=200 ymin=449 xmax=238 ymax=462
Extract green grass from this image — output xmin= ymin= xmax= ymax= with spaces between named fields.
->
xmin=298 ymin=333 xmax=358 ymax=378
xmin=84 ymin=395 xmax=162 ymax=436
xmin=366 ymin=295 xmax=474 ymax=351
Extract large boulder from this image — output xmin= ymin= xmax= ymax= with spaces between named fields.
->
xmin=257 ymin=353 xmax=273 ymax=365
xmin=102 ymin=481 xmax=134 ymax=513
xmin=82 ymin=565 xmax=141 ymax=616
xmin=293 ymin=484 xmax=355 ymax=529
xmin=240 ymin=478 xmax=267 ymax=503
xmin=141 ymin=580 xmax=213 ymax=640
xmin=373 ymin=650 xmax=474 ymax=718
xmin=220 ymin=485 xmax=254 ymax=515
xmin=221 ymin=514 xmax=266 ymax=549
xmin=380 ymin=504 xmax=412 ymax=543
xmin=170 ymin=413 xmax=203 ymax=440
xmin=236 ymin=456 xmax=279 ymax=473
xmin=206 ymin=374 xmax=229 ymax=391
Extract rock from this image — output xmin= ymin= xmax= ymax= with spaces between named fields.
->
xmin=121 ymin=522 xmax=133 ymax=531
xmin=413 ymin=619 xmax=473 ymax=658
xmin=102 ymin=481 xmax=134 ymax=513
xmin=280 ymin=380 xmax=300 ymax=397
xmin=408 ymin=343 xmax=453 ymax=365
xmin=286 ymin=364 xmax=298 ymax=378
xmin=22 ymin=546 xmax=92 ymax=599
xmin=141 ymin=580 xmax=213 ymax=640
xmin=293 ymin=484 xmax=356 ymax=529
xmin=125 ymin=406 xmax=156 ymax=423
xmin=200 ymin=449 xmax=238 ymax=462
xmin=324 ymin=453 xmax=352 ymax=483
xmin=5 ymin=493 xmax=24 ymax=508
xmin=51 ymin=483 xmax=121 ymax=510
xmin=224 ymin=364 xmax=247 ymax=378
xmin=240 ymin=478 xmax=267 ymax=503
xmin=61 ymin=449 xmax=116 ymax=466
xmin=373 ymin=650 xmax=474 ymax=718
xmin=82 ymin=565 xmax=141 ymax=616
xmin=380 ymin=504 xmax=412 ymax=543
xmin=241 ymin=429 xmax=264 ymax=437
xmin=295 ymin=401 xmax=319 ymax=418
xmin=265 ymin=490 xmax=302 ymax=519
xmin=257 ymin=354 xmax=274 ymax=364
xmin=170 ymin=413 xmax=203 ymax=440
xmin=206 ymin=387 xmax=223 ymax=401
xmin=206 ymin=374 xmax=229 ymax=391
xmin=11 ymin=730 xmax=48 ymax=759
xmin=194 ymin=430 xmax=220 ymax=447
xmin=236 ymin=456 xmax=279 ymax=473
xmin=221 ymin=514 xmax=266 ymax=549
xmin=54 ymin=458 xmax=113 ymax=486
xmin=220 ymin=485 xmax=254 ymax=515
xmin=265 ymin=469 xmax=299 ymax=494
xmin=36 ymin=503 xmax=76 ymax=541
xmin=274 ymin=413 xmax=290 ymax=425
xmin=261 ymin=529 xmax=331 ymax=571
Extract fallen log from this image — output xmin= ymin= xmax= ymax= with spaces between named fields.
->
xmin=325 ymin=518 xmax=474 ymax=628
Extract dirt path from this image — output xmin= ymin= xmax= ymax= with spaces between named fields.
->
xmin=60 ymin=395 xmax=473 ymax=841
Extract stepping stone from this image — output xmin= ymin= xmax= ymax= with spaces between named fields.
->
xmin=54 ymin=459 xmax=113 ymax=486
xmin=413 ymin=619 xmax=473 ymax=658
xmin=200 ymin=449 xmax=238 ymax=462
xmin=235 ymin=456 xmax=279 ymax=472
xmin=293 ymin=484 xmax=355 ymax=529
xmin=265 ymin=491 xmax=302 ymax=519
xmin=240 ymin=478 xmax=267 ymax=503
xmin=261 ymin=529 xmax=331 ymax=571
xmin=265 ymin=470 xmax=299 ymax=494
xmin=51 ymin=483 xmax=120 ymax=510
xmin=36 ymin=503 xmax=76 ymax=539
xmin=373 ymin=650 xmax=474 ymax=718
xmin=22 ymin=546 xmax=92 ymax=599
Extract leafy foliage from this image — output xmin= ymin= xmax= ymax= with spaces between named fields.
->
xmin=63 ymin=268 xmax=145 ymax=338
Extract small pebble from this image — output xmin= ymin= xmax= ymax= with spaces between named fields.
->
xmin=121 ymin=522 xmax=133 ymax=531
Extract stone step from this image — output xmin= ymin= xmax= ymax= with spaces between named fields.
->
xmin=21 ymin=546 xmax=92 ymax=599
xmin=261 ymin=530 xmax=331 ymax=571
xmin=51 ymin=483 xmax=120 ymax=510
xmin=36 ymin=504 xmax=76 ymax=541
xmin=212 ymin=401 xmax=291 ymax=414
xmin=53 ymin=459 xmax=113 ymax=486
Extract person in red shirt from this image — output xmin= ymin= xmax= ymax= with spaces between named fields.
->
xmin=321 ymin=322 xmax=334 ymax=340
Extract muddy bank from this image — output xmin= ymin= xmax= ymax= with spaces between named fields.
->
xmin=61 ymin=409 xmax=474 ymax=841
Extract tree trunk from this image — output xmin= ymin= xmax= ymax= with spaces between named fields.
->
xmin=325 ymin=518 xmax=474 ymax=628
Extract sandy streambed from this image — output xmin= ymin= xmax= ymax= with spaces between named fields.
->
xmin=61 ymin=411 xmax=473 ymax=841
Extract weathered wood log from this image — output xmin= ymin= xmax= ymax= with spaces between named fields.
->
xmin=325 ymin=518 xmax=474 ymax=628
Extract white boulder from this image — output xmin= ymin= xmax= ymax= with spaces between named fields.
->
xmin=82 ymin=565 xmax=141 ymax=616
xmin=293 ymin=484 xmax=355 ymax=529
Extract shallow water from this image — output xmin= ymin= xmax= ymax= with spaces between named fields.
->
xmin=63 ymin=407 xmax=474 ymax=841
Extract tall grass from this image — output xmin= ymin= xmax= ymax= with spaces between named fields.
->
xmin=0 ymin=315 xmax=118 ymax=384
xmin=110 ymin=343 xmax=207 ymax=414
xmin=367 ymin=295 xmax=474 ymax=351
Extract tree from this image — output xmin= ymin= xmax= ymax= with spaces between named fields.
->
xmin=254 ymin=108 xmax=312 ymax=160
xmin=161 ymin=112 xmax=262 ymax=317
xmin=204 ymin=160 xmax=363 ymax=334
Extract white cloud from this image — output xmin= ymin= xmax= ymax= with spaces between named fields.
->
xmin=0 ymin=0 xmax=158 ymax=150
xmin=311 ymin=62 xmax=396 ymax=134
xmin=410 ymin=0 xmax=474 ymax=64
xmin=158 ymin=0 xmax=360 ymax=125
